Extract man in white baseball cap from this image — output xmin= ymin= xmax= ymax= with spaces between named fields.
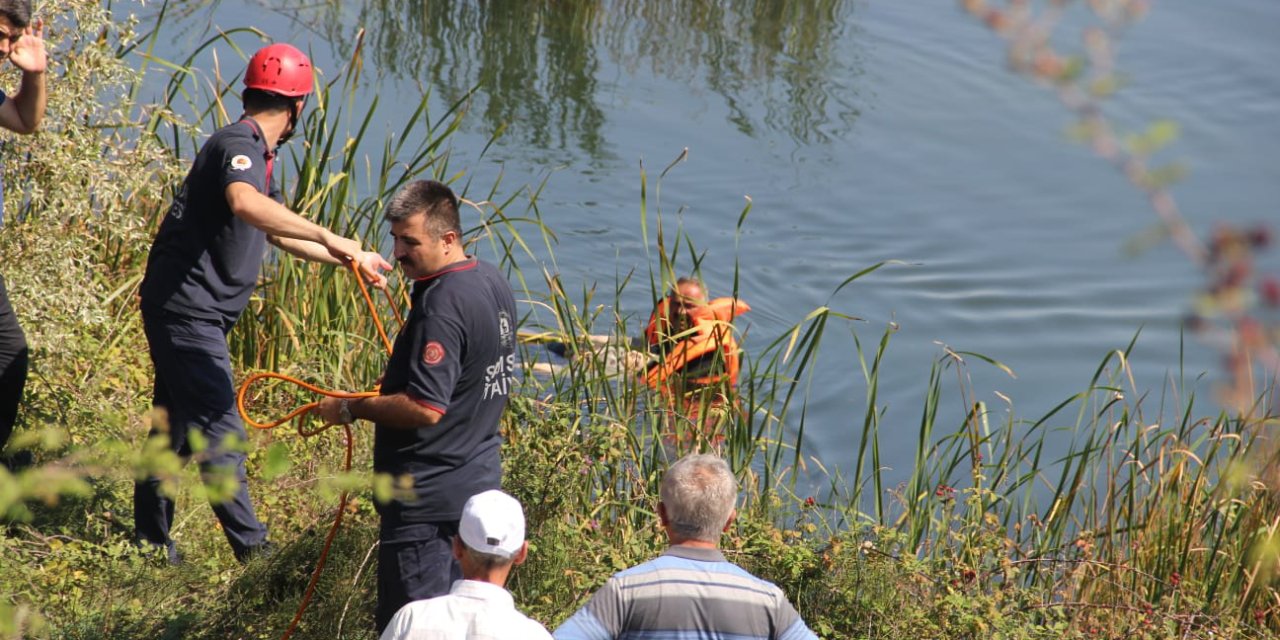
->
xmin=380 ymin=489 xmax=552 ymax=640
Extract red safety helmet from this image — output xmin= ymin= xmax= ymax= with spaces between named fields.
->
xmin=244 ymin=43 xmax=313 ymax=97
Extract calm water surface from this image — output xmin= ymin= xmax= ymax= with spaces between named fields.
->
xmin=135 ymin=0 xmax=1280 ymax=488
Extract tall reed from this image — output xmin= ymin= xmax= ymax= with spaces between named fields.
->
xmin=854 ymin=333 xmax=1280 ymax=634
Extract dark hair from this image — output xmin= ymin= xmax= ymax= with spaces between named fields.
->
xmin=242 ymin=88 xmax=300 ymax=114
xmin=384 ymin=180 xmax=462 ymax=238
xmin=0 ymin=0 xmax=31 ymax=28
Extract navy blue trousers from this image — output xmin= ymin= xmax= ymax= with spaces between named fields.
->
xmin=376 ymin=520 xmax=462 ymax=633
xmin=134 ymin=309 xmax=268 ymax=561
xmin=0 ymin=274 xmax=29 ymax=468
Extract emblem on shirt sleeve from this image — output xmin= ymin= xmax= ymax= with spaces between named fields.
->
xmin=498 ymin=310 xmax=513 ymax=350
xmin=422 ymin=341 xmax=445 ymax=365
xmin=167 ymin=182 xmax=189 ymax=220
xmin=229 ymin=155 xmax=253 ymax=171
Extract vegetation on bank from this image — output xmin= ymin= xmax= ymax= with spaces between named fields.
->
xmin=1 ymin=1 xmax=1277 ymax=638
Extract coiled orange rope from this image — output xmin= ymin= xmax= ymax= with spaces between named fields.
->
xmin=236 ymin=259 xmax=402 ymax=640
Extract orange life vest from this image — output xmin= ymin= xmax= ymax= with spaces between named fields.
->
xmin=641 ymin=296 xmax=750 ymax=390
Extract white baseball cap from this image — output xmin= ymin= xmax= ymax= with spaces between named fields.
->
xmin=458 ymin=490 xmax=526 ymax=559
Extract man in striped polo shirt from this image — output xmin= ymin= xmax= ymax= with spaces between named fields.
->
xmin=554 ymin=454 xmax=819 ymax=640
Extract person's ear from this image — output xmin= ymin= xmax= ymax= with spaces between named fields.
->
xmin=657 ymin=502 xmax=670 ymax=528
xmin=722 ymin=508 xmax=737 ymax=533
xmin=452 ymin=535 xmax=465 ymax=561
xmin=513 ymin=541 xmax=529 ymax=566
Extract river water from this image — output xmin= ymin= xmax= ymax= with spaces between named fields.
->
xmin=131 ymin=0 xmax=1280 ymax=488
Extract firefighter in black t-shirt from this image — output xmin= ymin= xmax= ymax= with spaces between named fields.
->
xmin=312 ymin=180 xmax=518 ymax=633
xmin=135 ymin=43 xmax=390 ymax=564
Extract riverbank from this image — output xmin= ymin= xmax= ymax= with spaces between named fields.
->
xmin=1 ymin=1 xmax=1276 ymax=638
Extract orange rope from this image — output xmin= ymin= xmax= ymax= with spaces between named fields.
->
xmin=349 ymin=257 xmax=403 ymax=354
xmin=235 ymin=259 xmax=399 ymax=640
xmin=237 ymin=372 xmax=377 ymax=434
xmin=282 ymin=424 xmax=351 ymax=640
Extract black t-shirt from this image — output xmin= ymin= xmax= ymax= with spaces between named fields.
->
xmin=0 ymin=89 xmax=7 ymax=228
xmin=140 ymin=117 xmax=280 ymax=325
xmin=374 ymin=257 xmax=517 ymax=529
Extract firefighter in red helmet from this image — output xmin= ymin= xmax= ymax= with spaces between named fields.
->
xmin=243 ymin=42 xmax=312 ymax=142
xmin=134 ymin=43 xmax=391 ymax=564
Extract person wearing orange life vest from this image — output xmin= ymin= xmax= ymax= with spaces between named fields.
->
xmin=640 ymin=277 xmax=750 ymax=405
xmin=528 ymin=277 xmax=749 ymax=411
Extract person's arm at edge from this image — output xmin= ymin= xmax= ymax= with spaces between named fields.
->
xmin=0 ymin=19 xmax=47 ymax=134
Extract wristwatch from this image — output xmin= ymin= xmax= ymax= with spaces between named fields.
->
xmin=338 ymin=398 xmax=354 ymax=424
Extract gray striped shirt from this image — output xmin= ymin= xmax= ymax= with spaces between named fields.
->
xmin=553 ymin=546 xmax=818 ymax=640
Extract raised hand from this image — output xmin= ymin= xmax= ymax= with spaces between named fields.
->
xmin=8 ymin=18 xmax=46 ymax=75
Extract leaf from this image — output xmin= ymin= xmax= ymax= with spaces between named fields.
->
xmin=187 ymin=429 xmax=208 ymax=454
xmin=1147 ymin=119 xmax=1180 ymax=149
xmin=1144 ymin=161 xmax=1189 ymax=189
xmin=372 ymin=472 xmax=395 ymax=505
xmin=261 ymin=442 xmax=293 ymax=481
xmin=1089 ymin=74 xmax=1120 ymax=98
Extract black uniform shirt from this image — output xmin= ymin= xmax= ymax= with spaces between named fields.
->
xmin=140 ymin=117 xmax=280 ymax=325
xmin=374 ymin=257 xmax=517 ymax=532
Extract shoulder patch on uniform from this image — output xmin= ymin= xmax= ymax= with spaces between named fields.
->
xmin=229 ymin=155 xmax=253 ymax=171
xmin=423 ymin=341 xmax=445 ymax=366
xmin=498 ymin=310 xmax=513 ymax=350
